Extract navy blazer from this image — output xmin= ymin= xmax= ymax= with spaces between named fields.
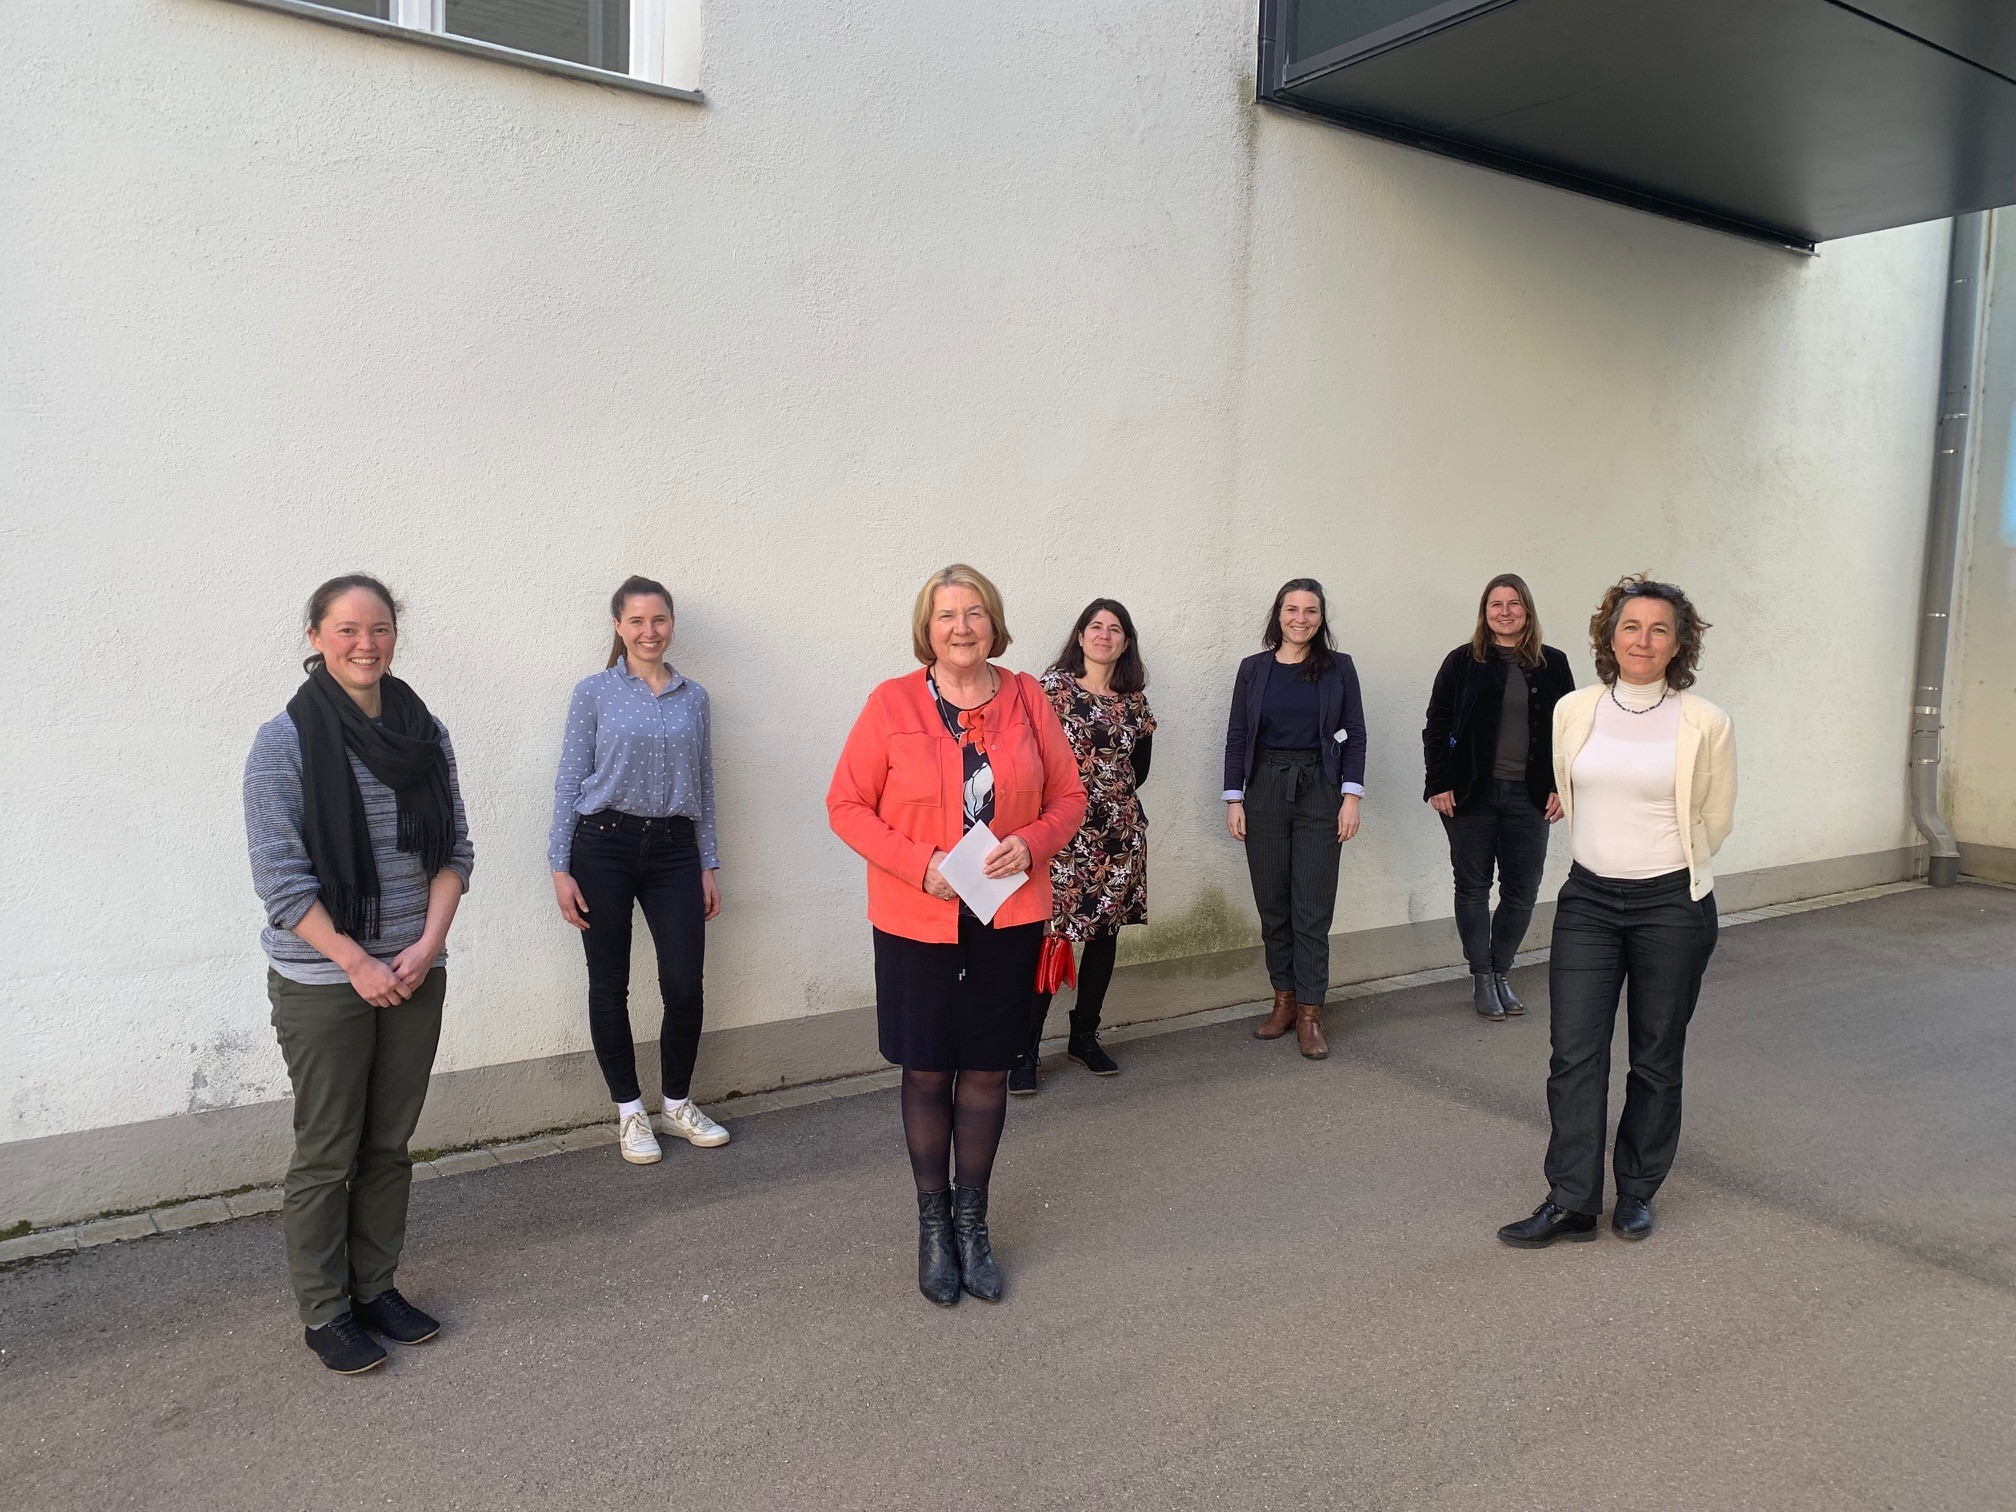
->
xmin=1223 ymin=650 xmax=1368 ymax=797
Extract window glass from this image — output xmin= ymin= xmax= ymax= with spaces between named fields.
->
xmin=1293 ymin=2 xmax=1449 ymax=63
xmin=444 ymin=0 xmax=628 ymax=74
xmin=313 ymin=0 xmax=392 ymax=18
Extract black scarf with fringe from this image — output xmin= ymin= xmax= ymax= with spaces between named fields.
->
xmin=286 ymin=665 xmax=454 ymax=940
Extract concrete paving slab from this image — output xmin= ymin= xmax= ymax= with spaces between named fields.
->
xmin=222 ymin=1187 xmax=282 ymax=1218
xmin=74 ymin=1215 xmax=158 ymax=1249
xmin=490 ymin=1137 xmax=562 ymax=1165
xmin=429 ymin=1149 xmax=499 ymax=1177
xmin=150 ymin=1199 xmax=231 ymax=1233
xmin=1 ymin=884 xmax=2011 ymax=1512
xmin=0 ymin=1227 xmax=77 ymax=1264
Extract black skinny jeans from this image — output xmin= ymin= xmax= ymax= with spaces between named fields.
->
xmin=569 ymin=811 xmax=707 ymax=1104
xmin=1543 ymin=865 xmax=1718 ymax=1215
xmin=1441 ymin=777 xmax=1551 ymax=975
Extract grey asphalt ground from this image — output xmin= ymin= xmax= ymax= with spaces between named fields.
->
xmin=3 ymin=884 xmax=2013 ymax=1512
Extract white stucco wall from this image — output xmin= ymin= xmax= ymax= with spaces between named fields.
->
xmin=3 ymin=0 xmax=1946 ymax=1152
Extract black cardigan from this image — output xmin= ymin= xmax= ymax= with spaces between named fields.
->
xmin=1420 ymin=644 xmax=1575 ymax=811
xmin=1224 ymin=651 xmax=1368 ymax=795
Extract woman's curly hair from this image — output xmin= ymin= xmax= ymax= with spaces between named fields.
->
xmin=1588 ymin=574 xmax=1712 ymax=690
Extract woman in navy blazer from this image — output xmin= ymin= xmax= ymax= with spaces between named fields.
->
xmin=1224 ymin=578 xmax=1367 ymax=1059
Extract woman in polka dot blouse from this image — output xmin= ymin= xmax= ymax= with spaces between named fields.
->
xmin=549 ymin=575 xmax=726 ymax=1166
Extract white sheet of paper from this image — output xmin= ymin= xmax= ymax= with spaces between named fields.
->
xmin=936 ymin=820 xmax=1027 ymax=925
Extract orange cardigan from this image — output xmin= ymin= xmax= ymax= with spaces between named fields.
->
xmin=827 ymin=667 xmax=1088 ymax=943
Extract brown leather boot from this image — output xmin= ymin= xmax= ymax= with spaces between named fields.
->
xmin=1295 ymin=1002 xmax=1329 ymax=1060
xmin=1254 ymin=989 xmax=1297 ymax=1040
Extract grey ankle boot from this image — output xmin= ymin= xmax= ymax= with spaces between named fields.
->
xmin=916 ymin=1190 xmax=960 ymax=1306
xmin=1473 ymin=973 xmax=1507 ymax=1021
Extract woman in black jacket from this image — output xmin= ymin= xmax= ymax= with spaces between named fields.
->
xmin=1422 ymin=574 xmax=1575 ymax=1022
xmin=1224 ymin=578 xmax=1367 ymax=1060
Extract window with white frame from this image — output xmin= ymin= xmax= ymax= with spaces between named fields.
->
xmin=284 ymin=1 xmax=699 ymax=93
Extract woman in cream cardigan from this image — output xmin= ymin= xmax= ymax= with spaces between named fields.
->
xmin=1498 ymin=575 xmax=1734 ymax=1248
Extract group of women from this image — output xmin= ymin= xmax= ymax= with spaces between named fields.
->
xmin=244 ymin=560 xmax=1734 ymax=1369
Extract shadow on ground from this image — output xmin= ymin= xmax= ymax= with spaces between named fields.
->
xmin=2 ymin=885 xmax=2012 ymax=1511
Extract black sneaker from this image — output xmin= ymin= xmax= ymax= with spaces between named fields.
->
xmin=304 ymin=1312 xmax=388 ymax=1374
xmin=1067 ymin=1035 xmax=1119 ymax=1076
xmin=1008 ymin=1058 xmax=1038 ymax=1096
xmin=354 ymin=1287 xmax=441 ymax=1345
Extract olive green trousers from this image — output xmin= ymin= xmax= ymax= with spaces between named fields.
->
xmin=267 ymin=968 xmax=444 ymax=1326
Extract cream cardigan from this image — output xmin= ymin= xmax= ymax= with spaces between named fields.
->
xmin=1551 ymin=684 xmax=1737 ymax=900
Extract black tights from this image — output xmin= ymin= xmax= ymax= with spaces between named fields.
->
xmin=1027 ymin=931 xmax=1119 ymax=1053
xmin=899 ymin=1069 xmax=1008 ymax=1192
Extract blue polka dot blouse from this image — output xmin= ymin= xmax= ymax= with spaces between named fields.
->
xmin=548 ymin=660 xmax=719 ymax=871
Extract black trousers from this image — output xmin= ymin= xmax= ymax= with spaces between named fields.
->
xmin=1026 ymin=930 xmax=1119 ymax=1056
xmin=570 ymin=811 xmax=707 ymax=1104
xmin=1442 ymin=777 xmax=1551 ymax=975
xmin=1243 ymin=748 xmax=1342 ymax=1005
xmin=1543 ymin=865 xmax=1718 ymax=1215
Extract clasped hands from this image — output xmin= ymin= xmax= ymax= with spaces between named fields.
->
xmin=923 ymin=835 xmax=1031 ymax=901
xmin=344 ymin=935 xmax=442 ymax=1008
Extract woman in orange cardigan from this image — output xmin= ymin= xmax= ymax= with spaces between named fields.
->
xmin=828 ymin=564 xmax=1087 ymax=1307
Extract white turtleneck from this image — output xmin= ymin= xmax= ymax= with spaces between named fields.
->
xmin=1569 ymin=679 xmax=1688 ymax=879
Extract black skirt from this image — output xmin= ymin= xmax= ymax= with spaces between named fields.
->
xmin=872 ymin=916 xmax=1045 ymax=1072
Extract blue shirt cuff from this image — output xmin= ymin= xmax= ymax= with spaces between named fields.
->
xmin=1341 ymin=783 xmax=1365 ymax=797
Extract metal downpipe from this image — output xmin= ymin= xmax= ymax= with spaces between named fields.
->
xmin=1911 ymin=211 xmax=1989 ymax=887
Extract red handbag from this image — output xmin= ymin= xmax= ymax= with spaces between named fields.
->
xmin=1035 ymin=934 xmax=1077 ymax=993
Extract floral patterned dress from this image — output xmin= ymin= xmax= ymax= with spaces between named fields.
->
xmin=1039 ymin=667 xmax=1156 ymax=942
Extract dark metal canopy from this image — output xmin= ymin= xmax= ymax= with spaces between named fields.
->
xmin=1259 ymin=1 xmax=2016 ymax=250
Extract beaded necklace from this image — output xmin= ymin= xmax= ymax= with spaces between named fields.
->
xmin=1609 ymin=681 xmax=1672 ymax=716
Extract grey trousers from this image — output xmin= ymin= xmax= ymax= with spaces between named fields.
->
xmin=1242 ymin=749 xmax=1343 ymax=1005
xmin=267 ymin=967 xmax=444 ymax=1326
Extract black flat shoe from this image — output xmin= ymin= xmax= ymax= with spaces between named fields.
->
xmin=1493 ymin=973 xmax=1526 ymax=1016
xmin=951 ymin=1185 xmax=1003 ymax=1302
xmin=1008 ymin=1059 xmax=1038 ymax=1096
xmin=354 ymin=1287 xmax=440 ymax=1345
xmin=1473 ymin=974 xmax=1506 ymax=1022
xmin=1612 ymin=1196 xmax=1655 ymax=1240
xmin=304 ymin=1312 xmax=387 ymax=1375
xmin=1497 ymin=1201 xmax=1598 ymax=1248
xmin=917 ymin=1190 xmax=961 ymax=1306
xmin=1067 ymin=1035 xmax=1119 ymax=1076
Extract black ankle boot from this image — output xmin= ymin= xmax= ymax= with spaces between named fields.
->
xmin=1473 ymin=973 xmax=1506 ymax=1021
xmin=1008 ymin=1047 xmax=1038 ymax=1096
xmin=916 ymin=1190 xmax=960 ymax=1306
xmin=951 ymin=1185 xmax=1003 ymax=1302
xmin=1067 ymin=1032 xmax=1119 ymax=1076
xmin=1493 ymin=973 xmax=1526 ymax=1016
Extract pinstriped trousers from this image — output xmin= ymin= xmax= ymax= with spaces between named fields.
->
xmin=1243 ymin=748 xmax=1343 ymax=1005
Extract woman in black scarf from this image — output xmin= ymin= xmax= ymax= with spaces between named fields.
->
xmin=243 ymin=575 xmax=474 ymax=1375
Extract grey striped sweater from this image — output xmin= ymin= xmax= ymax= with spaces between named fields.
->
xmin=243 ymin=712 xmax=475 ymax=985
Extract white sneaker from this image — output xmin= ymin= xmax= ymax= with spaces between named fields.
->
xmin=657 ymin=1101 xmax=731 ymax=1148
xmin=618 ymin=1109 xmax=662 ymax=1165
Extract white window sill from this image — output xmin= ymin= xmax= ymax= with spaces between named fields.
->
xmin=214 ymin=0 xmax=705 ymax=105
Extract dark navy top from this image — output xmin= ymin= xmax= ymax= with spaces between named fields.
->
xmin=1256 ymin=659 xmax=1323 ymax=751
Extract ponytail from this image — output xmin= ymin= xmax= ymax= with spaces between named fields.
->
xmin=606 ymin=575 xmax=674 ymax=669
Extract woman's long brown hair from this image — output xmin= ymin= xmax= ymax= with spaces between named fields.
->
xmin=1469 ymin=573 xmax=1544 ymax=668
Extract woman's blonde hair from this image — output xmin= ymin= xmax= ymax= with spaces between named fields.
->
xmin=910 ymin=564 xmax=1012 ymax=665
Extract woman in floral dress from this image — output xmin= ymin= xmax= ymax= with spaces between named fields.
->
xmin=1012 ymin=599 xmax=1156 ymax=1094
